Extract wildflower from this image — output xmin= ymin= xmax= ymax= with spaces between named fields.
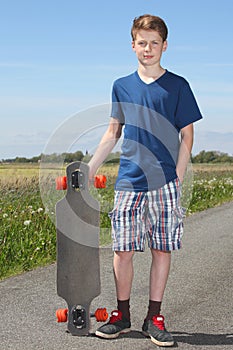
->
xmin=24 ymin=220 xmax=32 ymax=226
xmin=3 ymin=213 xmax=8 ymax=218
xmin=37 ymin=208 xmax=43 ymax=213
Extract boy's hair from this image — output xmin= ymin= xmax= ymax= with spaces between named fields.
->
xmin=131 ymin=14 xmax=168 ymax=42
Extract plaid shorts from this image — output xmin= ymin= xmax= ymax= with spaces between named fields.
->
xmin=109 ymin=178 xmax=185 ymax=252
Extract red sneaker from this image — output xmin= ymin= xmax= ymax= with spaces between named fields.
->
xmin=142 ymin=314 xmax=174 ymax=347
xmin=95 ymin=310 xmax=131 ymax=339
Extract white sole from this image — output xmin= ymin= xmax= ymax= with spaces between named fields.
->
xmin=95 ymin=328 xmax=131 ymax=339
xmin=150 ymin=335 xmax=174 ymax=347
xmin=142 ymin=330 xmax=174 ymax=347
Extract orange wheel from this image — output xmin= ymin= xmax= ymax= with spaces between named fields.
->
xmin=94 ymin=308 xmax=108 ymax=322
xmin=56 ymin=176 xmax=67 ymax=190
xmin=56 ymin=308 xmax=68 ymax=322
xmin=94 ymin=175 xmax=107 ymax=188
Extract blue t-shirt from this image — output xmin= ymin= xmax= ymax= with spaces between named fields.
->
xmin=111 ymin=70 xmax=203 ymax=191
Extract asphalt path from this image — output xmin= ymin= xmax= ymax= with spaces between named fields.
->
xmin=0 ymin=202 xmax=233 ymax=350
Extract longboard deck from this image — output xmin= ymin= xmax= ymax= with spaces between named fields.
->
xmin=56 ymin=161 xmax=100 ymax=335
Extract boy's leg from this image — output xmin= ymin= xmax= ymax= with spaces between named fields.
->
xmin=142 ymin=249 xmax=174 ymax=347
xmin=113 ymin=251 xmax=134 ymax=320
xmin=95 ymin=190 xmax=142 ymax=339
xmin=95 ymin=251 xmax=133 ymax=339
xmin=142 ymin=178 xmax=180 ymax=346
xmin=145 ymin=249 xmax=171 ymax=321
xmin=149 ymin=249 xmax=171 ymax=302
xmin=113 ymin=251 xmax=134 ymax=301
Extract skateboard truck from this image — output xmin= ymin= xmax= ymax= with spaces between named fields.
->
xmin=56 ymin=307 xmax=108 ymax=327
xmin=72 ymin=305 xmax=86 ymax=328
xmin=71 ymin=170 xmax=85 ymax=189
xmin=56 ymin=171 xmax=106 ymax=190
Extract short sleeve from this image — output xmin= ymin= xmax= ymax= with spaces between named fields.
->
xmin=111 ymin=82 xmax=125 ymax=124
xmin=175 ymin=80 xmax=203 ymax=129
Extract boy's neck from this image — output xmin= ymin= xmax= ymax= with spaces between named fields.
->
xmin=137 ymin=65 xmax=166 ymax=84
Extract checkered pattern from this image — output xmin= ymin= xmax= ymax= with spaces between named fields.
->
xmin=109 ymin=178 xmax=185 ymax=252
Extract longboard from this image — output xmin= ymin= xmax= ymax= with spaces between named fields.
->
xmin=55 ymin=161 xmax=107 ymax=335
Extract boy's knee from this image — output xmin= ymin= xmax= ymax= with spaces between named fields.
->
xmin=151 ymin=249 xmax=171 ymax=258
xmin=114 ymin=251 xmax=134 ymax=262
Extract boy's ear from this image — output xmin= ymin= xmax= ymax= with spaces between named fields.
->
xmin=163 ymin=40 xmax=168 ymax=52
xmin=132 ymin=40 xmax=136 ymax=51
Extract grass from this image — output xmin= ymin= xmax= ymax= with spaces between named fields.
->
xmin=188 ymin=169 xmax=233 ymax=213
xmin=0 ymin=162 xmax=233 ymax=280
xmin=0 ymin=175 xmax=56 ymax=279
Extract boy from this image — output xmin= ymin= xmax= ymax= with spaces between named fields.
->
xmin=88 ymin=14 xmax=202 ymax=347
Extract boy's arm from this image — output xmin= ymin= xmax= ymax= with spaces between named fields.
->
xmin=88 ymin=117 xmax=122 ymax=180
xmin=176 ymin=123 xmax=194 ymax=183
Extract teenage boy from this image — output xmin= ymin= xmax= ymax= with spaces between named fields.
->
xmin=88 ymin=14 xmax=202 ymax=347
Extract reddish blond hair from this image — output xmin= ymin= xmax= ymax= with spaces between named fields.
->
xmin=131 ymin=14 xmax=168 ymax=42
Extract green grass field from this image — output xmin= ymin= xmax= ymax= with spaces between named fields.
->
xmin=0 ymin=162 xmax=233 ymax=280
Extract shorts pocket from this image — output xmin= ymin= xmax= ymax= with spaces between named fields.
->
xmin=171 ymin=205 xmax=186 ymax=244
xmin=172 ymin=206 xmax=186 ymax=220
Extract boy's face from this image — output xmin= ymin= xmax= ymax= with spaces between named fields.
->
xmin=132 ymin=30 xmax=167 ymax=67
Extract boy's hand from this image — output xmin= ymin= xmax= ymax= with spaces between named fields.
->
xmin=176 ymin=171 xmax=184 ymax=184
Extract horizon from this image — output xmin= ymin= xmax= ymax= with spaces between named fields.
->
xmin=1 ymin=148 xmax=233 ymax=163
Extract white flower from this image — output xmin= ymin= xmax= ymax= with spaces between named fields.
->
xmin=37 ymin=208 xmax=43 ymax=213
xmin=3 ymin=213 xmax=8 ymax=218
xmin=24 ymin=220 xmax=32 ymax=226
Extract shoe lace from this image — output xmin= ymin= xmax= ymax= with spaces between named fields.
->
xmin=152 ymin=315 xmax=165 ymax=331
xmin=109 ymin=310 xmax=123 ymax=324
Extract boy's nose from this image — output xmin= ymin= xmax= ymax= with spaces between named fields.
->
xmin=145 ymin=43 xmax=152 ymax=51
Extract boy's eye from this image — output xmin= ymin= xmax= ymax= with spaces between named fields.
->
xmin=137 ymin=41 xmax=159 ymax=47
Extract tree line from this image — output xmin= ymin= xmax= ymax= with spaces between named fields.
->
xmin=191 ymin=150 xmax=233 ymax=163
xmin=1 ymin=150 xmax=233 ymax=164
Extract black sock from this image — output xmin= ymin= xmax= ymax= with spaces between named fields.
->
xmin=117 ymin=299 xmax=130 ymax=321
xmin=145 ymin=300 xmax=162 ymax=321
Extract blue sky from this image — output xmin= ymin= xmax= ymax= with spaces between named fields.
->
xmin=1 ymin=0 xmax=233 ymax=159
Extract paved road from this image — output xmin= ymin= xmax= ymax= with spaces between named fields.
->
xmin=1 ymin=202 xmax=233 ymax=350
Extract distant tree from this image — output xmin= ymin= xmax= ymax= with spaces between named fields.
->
xmin=41 ymin=153 xmax=64 ymax=163
xmin=30 ymin=155 xmax=41 ymax=163
xmin=192 ymin=150 xmax=233 ymax=163
xmin=15 ymin=157 xmax=30 ymax=163
xmin=64 ymin=151 xmax=84 ymax=163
